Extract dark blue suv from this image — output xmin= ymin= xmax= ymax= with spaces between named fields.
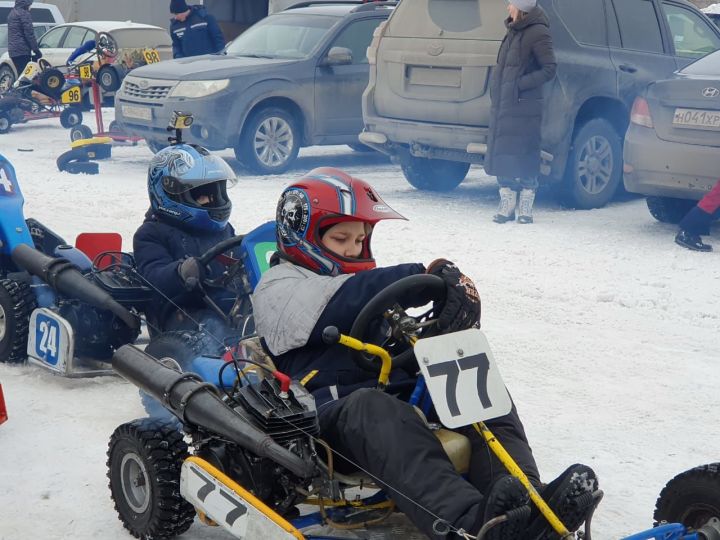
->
xmin=114 ymin=1 xmax=395 ymax=174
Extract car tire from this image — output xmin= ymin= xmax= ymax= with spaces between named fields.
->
xmin=0 ymin=279 xmax=37 ymax=364
xmin=0 ymin=65 xmax=15 ymax=92
xmin=654 ymin=463 xmax=720 ymax=530
xmin=59 ymin=106 xmax=83 ymax=128
xmin=401 ymin=156 xmax=470 ymax=191
xmin=563 ymin=118 xmax=622 ymax=209
xmin=0 ymin=112 xmax=11 ymax=134
xmin=108 ymin=120 xmax=122 ymax=134
xmin=70 ymin=124 xmax=94 ymax=142
xmin=646 ymin=197 xmax=696 ymax=225
xmin=235 ymin=106 xmax=300 ymax=175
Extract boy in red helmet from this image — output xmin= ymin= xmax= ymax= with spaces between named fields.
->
xmin=252 ymin=167 xmax=598 ymax=540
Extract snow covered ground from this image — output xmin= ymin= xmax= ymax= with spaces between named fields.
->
xmin=703 ymin=3 xmax=720 ymax=14
xmin=0 ymin=114 xmax=719 ymax=540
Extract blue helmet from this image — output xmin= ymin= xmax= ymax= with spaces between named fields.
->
xmin=147 ymin=144 xmax=237 ymax=232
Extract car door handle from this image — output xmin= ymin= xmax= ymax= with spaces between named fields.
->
xmin=619 ymin=64 xmax=637 ymax=73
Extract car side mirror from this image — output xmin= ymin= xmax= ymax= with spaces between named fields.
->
xmin=322 ymin=46 xmax=352 ymax=66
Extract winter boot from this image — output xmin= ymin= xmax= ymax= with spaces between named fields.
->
xmin=675 ymin=230 xmax=712 ymax=252
xmin=523 ymin=464 xmax=599 ymax=540
xmin=493 ymin=188 xmax=517 ymax=223
xmin=472 ymin=475 xmax=530 ymax=540
xmin=517 ymin=189 xmax=536 ymax=224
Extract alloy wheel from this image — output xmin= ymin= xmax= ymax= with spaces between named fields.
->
xmin=253 ymin=116 xmax=294 ymax=168
xmin=120 ymin=452 xmax=151 ymax=514
xmin=576 ymin=135 xmax=613 ymax=195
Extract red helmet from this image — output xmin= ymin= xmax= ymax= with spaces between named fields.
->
xmin=276 ymin=167 xmax=405 ymax=275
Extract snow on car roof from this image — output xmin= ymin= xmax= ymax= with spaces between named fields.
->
xmin=703 ymin=3 xmax=720 ymax=14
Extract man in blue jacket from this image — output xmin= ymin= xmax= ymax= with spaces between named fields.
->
xmin=169 ymin=0 xmax=225 ymax=59
xmin=7 ymin=0 xmax=42 ymax=75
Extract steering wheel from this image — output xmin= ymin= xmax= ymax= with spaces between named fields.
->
xmin=348 ymin=274 xmax=446 ymax=374
xmin=38 ymin=58 xmax=51 ymax=71
xmin=196 ymin=235 xmax=246 ymax=290
xmin=97 ymin=32 xmax=118 ymax=59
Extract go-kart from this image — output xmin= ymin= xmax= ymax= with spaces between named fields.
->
xmin=106 ymin=273 xmax=720 ymax=540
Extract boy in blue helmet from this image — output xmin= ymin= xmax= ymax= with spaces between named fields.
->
xmin=133 ymin=143 xmax=239 ymax=333
xmin=252 ymin=168 xmax=599 ymax=540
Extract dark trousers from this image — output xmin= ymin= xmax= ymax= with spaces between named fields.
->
xmin=318 ymin=388 xmax=540 ymax=538
xmin=10 ymin=55 xmax=31 ymax=75
xmin=497 ymin=176 xmax=539 ymax=191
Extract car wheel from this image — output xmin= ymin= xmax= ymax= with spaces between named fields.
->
xmin=646 ymin=197 xmax=697 ymax=224
xmin=401 ymin=155 xmax=470 ymax=191
xmin=59 ymin=107 xmax=83 ymax=129
xmin=563 ymin=118 xmax=622 ymax=209
xmin=70 ymin=124 xmax=94 ymax=142
xmin=235 ymin=106 xmax=300 ymax=175
xmin=654 ymin=463 xmax=720 ymax=529
xmin=0 ymin=65 xmax=15 ymax=92
xmin=0 ymin=112 xmax=11 ymax=134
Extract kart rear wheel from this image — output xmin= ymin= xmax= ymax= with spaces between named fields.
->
xmin=38 ymin=68 xmax=65 ymax=99
xmin=97 ymin=64 xmax=123 ymax=92
xmin=59 ymin=106 xmax=83 ymax=128
xmin=654 ymin=463 xmax=720 ymax=529
xmin=0 ymin=279 xmax=37 ymax=364
xmin=107 ymin=418 xmax=195 ymax=539
xmin=0 ymin=112 xmax=11 ymax=134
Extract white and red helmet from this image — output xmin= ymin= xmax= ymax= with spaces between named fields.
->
xmin=276 ymin=167 xmax=405 ymax=275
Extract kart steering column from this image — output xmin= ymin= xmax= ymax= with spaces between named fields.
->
xmin=322 ymin=326 xmax=392 ymax=390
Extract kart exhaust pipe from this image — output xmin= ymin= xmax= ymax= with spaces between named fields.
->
xmin=112 ymin=344 xmax=315 ymax=480
xmin=11 ymin=244 xmax=139 ymax=330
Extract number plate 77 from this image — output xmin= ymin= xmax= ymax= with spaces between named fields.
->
xmin=415 ymin=329 xmax=512 ymax=429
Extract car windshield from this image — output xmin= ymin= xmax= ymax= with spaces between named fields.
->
xmin=680 ymin=49 xmax=720 ymax=75
xmin=225 ymin=13 xmax=339 ymax=59
xmin=111 ymin=28 xmax=172 ymax=49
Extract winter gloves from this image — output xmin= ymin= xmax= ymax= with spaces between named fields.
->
xmin=426 ymin=259 xmax=481 ymax=332
xmin=178 ymin=257 xmax=205 ymax=290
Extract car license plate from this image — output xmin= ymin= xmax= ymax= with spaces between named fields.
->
xmin=122 ymin=105 xmax=152 ymax=121
xmin=672 ymin=107 xmax=720 ymax=130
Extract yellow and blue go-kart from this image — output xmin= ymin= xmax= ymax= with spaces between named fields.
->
xmin=106 ymin=274 xmax=720 ymax=540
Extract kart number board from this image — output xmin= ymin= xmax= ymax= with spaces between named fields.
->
xmin=673 ymin=107 xmax=720 ymax=130
xmin=121 ymin=105 xmax=152 ymax=121
xmin=143 ymin=48 xmax=161 ymax=64
xmin=79 ymin=64 xmax=93 ymax=80
xmin=61 ymin=86 xmax=82 ymax=104
xmin=415 ymin=329 xmax=512 ymax=429
xmin=180 ymin=457 xmax=303 ymax=540
xmin=27 ymin=308 xmax=74 ymax=375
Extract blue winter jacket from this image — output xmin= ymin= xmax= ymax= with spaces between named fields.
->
xmin=170 ymin=5 xmax=225 ymax=59
xmin=133 ymin=211 xmax=236 ymax=324
xmin=7 ymin=0 xmax=40 ymax=58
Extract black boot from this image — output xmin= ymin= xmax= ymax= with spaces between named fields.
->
xmin=523 ymin=464 xmax=599 ymax=540
xmin=675 ymin=230 xmax=712 ymax=252
xmin=472 ymin=475 xmax=530 ymax=540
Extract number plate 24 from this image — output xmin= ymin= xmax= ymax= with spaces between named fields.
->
xmin=27 ymin=308 xmax=74 ymax=374
xmin=415 ymin=329 xmax=512 ymax=429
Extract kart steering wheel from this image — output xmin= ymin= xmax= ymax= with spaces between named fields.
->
xmin=196 ymin=235 xmax=246 ymax=290
xmin=348 ymin=274 xmax=446 ymax=374
xmin=96 ymin=32 xmax=118 ymax=59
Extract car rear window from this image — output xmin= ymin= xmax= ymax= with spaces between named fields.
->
xmin=386 ymin=0 xmax=506 ymax=40
xmin=30 ymin=8 xmax=55 ymax=23
xmin=226 ymin=13 xmax=338 ymax=59
xmin=111 ymin=29 xmax=172 ymax=49
xmin=680 ymin=49 xmax=720 ymax=75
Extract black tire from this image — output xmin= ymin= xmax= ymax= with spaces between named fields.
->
xmin=0 ymin=65 xmax=15 ymax=92
xmin=141 ymin=330 xmax=223 ymax=417
xmin=0 ymin=112 xmax=11 ymax=134
xmin=108 ymin=120 xmax=122 ymax=134
xmin=654 ymin=463 xmax=720 ymax=529
xmin=646 ymin=197 xmax=697 ymax=225
xmin=96 ymin=64 xmax=123 ymax=93
xmin=235 ymin=106 xmax=300 ymax=175
xmin=0 ymin=279 xmax=37 ymax=364
xmin=348 ymin=142 xmax=375 ymax=153
xmin=59 ymin=106 xmax=83 ymax=129
xmin=70 ymin=124 xmax=94 ymax=142
xmin=401 ymin=156 xmax=470 ymax=191
xmin=107 ymin=418 xmax=196 ymax=539
xmin=563 ymin=118 xmax=622 ymax=209
xmin=38 ymin=68 xmax=65 ymax=99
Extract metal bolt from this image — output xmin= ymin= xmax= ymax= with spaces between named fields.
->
xmin=457 ymin=348 xmax=464 ymax=356
xmin=422 ymin=357 xmax=429 ymax=365
xmin=392 ymin=313 xmax=400 ymax=321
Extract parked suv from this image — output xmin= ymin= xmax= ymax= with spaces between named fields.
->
xmin=114 ymin=1 xmax=395 ymax=174
xmin=361 ymin=0 xmax=720 ymax=208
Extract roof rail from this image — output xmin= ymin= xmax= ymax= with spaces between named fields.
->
xmin=285 ymin=0 xmax=396 ymax=11
xmin=351 ymin=0 xmax=397 ymax=12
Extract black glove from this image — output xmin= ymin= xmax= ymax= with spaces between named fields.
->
xmin=178 ymin=257 xmax=205 ymax=290
xmin=32 ymin=50 xmax=42 ymax=60
xmin=427 ymin=259 xmax=481 ymax=332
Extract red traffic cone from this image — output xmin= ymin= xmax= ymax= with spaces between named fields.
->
xmin=0 ymin=384 xmax=8 ymax=425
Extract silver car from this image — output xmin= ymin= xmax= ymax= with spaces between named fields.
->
xmin=624 ymin=49 xmax=720 ymax=223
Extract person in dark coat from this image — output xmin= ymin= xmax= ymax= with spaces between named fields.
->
xmin=133 ymin=143 xmax=239 ymax=333
xmin=252 ymin=167 xmax=599 ymax=540
xmin=7 ymin=0 xmax=42 ymax=75
xmin=169 ymin=0 xmax=225 ymax=59
xmin=485 ymin=0 xmax=556 ymax=225
xmin=674 ymin=179 xmax=720 ymax=251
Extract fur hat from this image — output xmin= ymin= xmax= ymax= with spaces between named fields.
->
xmin=509 ymin=0 xmax=537 ymax=12
xmin=170 ymin=0 xmax=189 ymax=14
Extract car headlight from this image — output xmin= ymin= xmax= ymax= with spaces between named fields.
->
xmin=168 ymin=79 xmax=229 ymax=98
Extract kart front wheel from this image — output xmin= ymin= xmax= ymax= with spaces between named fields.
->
xmin=60 ymin=106 xmax=83 ymax=129
xmin=0 ymin=112 xmax=11 ymax=134
xmin=107 ymin=418 xmax=195 ymax=539
xmin=70 ymin=124 xmax=93 ymax=142
xmin=0 ymin=279 xmax=37 ymax=363
xmin=654 ymin=463 xmax=720 ymax=529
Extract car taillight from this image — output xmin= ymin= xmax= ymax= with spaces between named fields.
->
xmin=630 ymin=97 xmax=654 ymax=128
xmin=367 ymin=21 xmax=387 ymax=65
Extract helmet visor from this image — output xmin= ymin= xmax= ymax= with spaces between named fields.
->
xmin=160 ymin=154 xmax=237 ymax=195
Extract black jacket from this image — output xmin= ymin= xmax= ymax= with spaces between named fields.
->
xmin=484 ymin=7 xmax=557 ymax=180
xmin=170 ymin=5 xmax=225 ymax=59
xmin=7 ymin=0 xmax=40 ymax=58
